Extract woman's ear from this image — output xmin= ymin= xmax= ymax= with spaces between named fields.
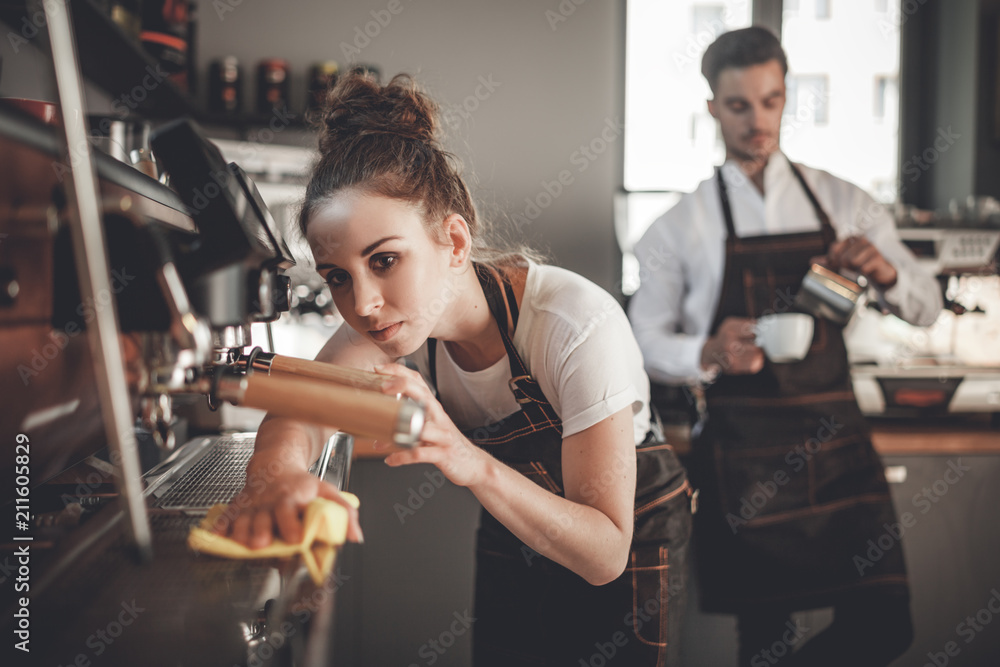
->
xmin=441 ymin=213 xmax=472 ymax=268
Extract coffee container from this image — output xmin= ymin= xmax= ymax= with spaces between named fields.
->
xmin=208 ymin=56 xmax=242 ymax=115
xmin=140 ymin=1 xmax=193 ymax=92
xmin=257 ymin=59 xmax=291 ymax=115
xmin=307 ymin=61 xmax=339 ymax=113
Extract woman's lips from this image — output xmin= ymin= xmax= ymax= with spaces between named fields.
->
xmin=369 ymin=322 xmax=402 ymax=342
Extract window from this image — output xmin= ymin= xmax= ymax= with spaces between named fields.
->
xmin=623 ymin=0 xmax=752 ymax=193
xmin=691 ymin=5 xmax=726 ymax=37
xmin=785 ymin=75 xmax=829 ymax=125
xmin=874 ymin=75 xmax=898 ymax=121
xmin=780 ymin=0 xmax=900 ymax=200
xmin=621 ymin=0 xmax=902 ymax=290
xmin=624 ymin=0 xmax=900 ymax=198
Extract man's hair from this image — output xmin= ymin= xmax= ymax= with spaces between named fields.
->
xmin=701 ymin=26 xmax=788 ymax=94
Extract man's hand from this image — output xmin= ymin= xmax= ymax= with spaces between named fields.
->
xmin=700 ymin=316 xmax=764 ymax=376
xmin=821 ymin=236 xmax=897 ymax=289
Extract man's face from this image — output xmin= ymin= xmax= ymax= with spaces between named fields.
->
xmin=707 ymin=59 xmax=786 ymax=166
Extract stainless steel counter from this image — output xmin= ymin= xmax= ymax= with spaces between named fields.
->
xmin=2 ymin=432 xmax=353 ymax=666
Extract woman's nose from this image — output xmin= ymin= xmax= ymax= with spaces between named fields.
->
xmin=353 ymin=277 xmax=383 ymax=317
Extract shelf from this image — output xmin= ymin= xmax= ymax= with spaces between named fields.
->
xmin=0 ymin=0 xmax=325 ymax=134
xmin=0 ymin=0 xmax=197 ymax=119
xmin=0 ymin=101 xmax=193 ymax=228
xmin=195 ymin=109 xmax=313 ymax=130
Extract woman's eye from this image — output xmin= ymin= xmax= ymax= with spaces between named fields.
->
xmin=372 ymin=254 xmax=397 ymax=272
xmin=325 ymin=270 xmax=349 ymax=287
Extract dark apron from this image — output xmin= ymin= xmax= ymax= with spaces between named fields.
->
xmin=426 ymin=264 xmax=692 ymax=666
xmin=690 ymin=164 xmax=908 ymax=613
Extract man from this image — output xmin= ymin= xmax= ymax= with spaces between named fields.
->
xmin=628 ymin=26 xmax=940 ymax=667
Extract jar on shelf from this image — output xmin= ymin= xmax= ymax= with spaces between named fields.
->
xmin=256 ymin=59 xmax=290 ymax=116
xmin=140 ymin=0 xmax=193 ymax=93
xmin=208 ymin=56 xmax=242 ymax=115
xmin=307 ymin=61 xmax=339 ymax=114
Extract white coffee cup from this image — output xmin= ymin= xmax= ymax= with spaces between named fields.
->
xmin=754 ymin=313 xmax=814 ymax=363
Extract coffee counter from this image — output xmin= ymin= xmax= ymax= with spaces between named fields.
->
xmin=866 ymin=415 xmax=1000 ymax=454
xmin=658 ymin=415 xmax=999 ymax=456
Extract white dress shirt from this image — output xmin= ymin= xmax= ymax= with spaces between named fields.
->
xmin=628 ymin=152 xmax=943 ymax=386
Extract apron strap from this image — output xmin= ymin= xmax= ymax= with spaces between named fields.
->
xmin=474 ymin=263 xmax=531 ymax=380
xmin=717 ymin=166 xmax=738 ymax=239
xmin=717 ymin=161 xmax=837 ymax=248
xmin=787 ymin=161 xmax=837 ymax=248
xmin=427 ymin=336 xmax=439 ymax=393
xmin=427 ymin=262 xmax=544 ymax=407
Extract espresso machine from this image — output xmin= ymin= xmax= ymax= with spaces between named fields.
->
xmin=0 ymin=8 xmax=422 ymax=665
xmin=846 ymin=204 xmax=1000 ymax=419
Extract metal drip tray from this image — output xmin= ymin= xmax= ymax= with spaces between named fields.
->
xmin=149 ymin=434 xmax=256 ymax=510
xmin=144 ymin=430 xmax=354 ymax=511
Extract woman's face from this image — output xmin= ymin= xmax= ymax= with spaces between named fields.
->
xmin=306 ymin=191 xmax=461 ymax=358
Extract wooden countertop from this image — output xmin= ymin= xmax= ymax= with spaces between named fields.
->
xmin=867 ymin=416 xmax=1000 ymax=455
xmin=663 ymin=415 xmax=1000 ymax=457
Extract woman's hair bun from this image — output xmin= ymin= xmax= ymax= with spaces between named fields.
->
xmin=300 ymin=70 xmax=486 ymax=257
xmin=317 ymin=72 xmax=438 ymax=155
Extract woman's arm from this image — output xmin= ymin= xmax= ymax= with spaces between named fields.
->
xmin=376 ymin=363 xmax=636 ymax=586
xmin=220 ymin=324 xmax=392 ymax=548
xmin=473 ymin=406 xmax=637 ymax=585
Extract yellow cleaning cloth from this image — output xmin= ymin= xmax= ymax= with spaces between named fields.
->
xmin=187 ymin=493 xmax=360 ymax=585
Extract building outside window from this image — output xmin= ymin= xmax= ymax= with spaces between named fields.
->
xmin=785 ymin=74 xmax=830 ymax=125
xmin=780 ymin=0 xmax=900 ymax=202
xmin=874 ymin=74 xmax=899 ymax=121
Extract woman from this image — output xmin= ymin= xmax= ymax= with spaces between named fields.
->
xmin=221 ymin=72 xmax=691 ymax=666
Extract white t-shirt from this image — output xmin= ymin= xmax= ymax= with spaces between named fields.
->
xmin=408 ymin=263 xmax=651 ymax=445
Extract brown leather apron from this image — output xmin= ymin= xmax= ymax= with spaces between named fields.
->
xmin=427 ymin=264 xmax=692 ymax=665
xmin=690 ymin=164 xmax=908 ymax=613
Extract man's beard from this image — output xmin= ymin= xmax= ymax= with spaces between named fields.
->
xmin=731 ymin=132 xmax=779 ymax=170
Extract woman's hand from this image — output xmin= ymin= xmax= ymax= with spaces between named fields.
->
xmin=373 ymin=362 xmax=491 ymax=487
xmin=211 ymin=466 xmax=363 ymax=549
